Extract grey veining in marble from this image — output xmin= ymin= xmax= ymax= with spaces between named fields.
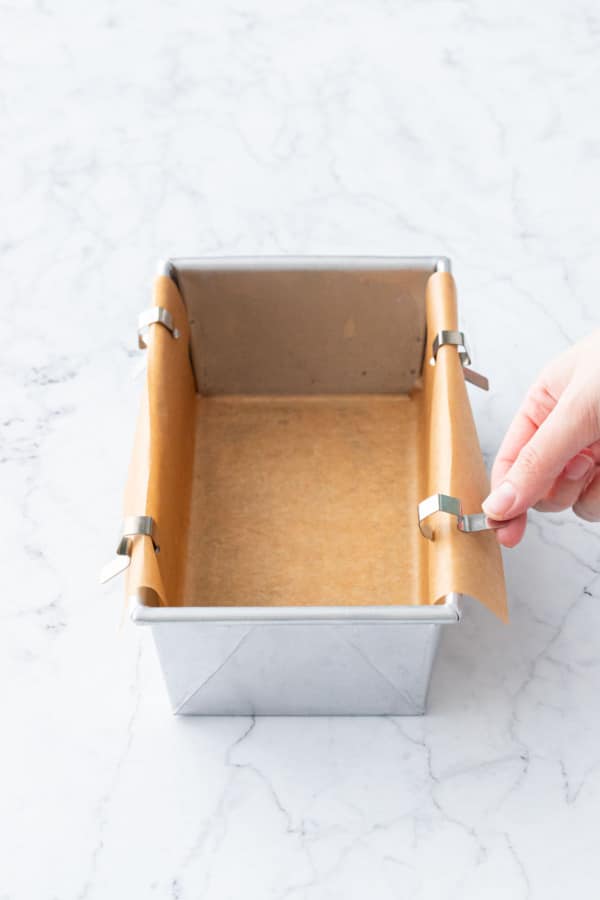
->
xmin=2 ymin=1 xmax=600 ymax=897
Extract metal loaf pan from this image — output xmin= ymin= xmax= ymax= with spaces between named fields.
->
xmin=124 ymin=256 xmax=483 ymax=715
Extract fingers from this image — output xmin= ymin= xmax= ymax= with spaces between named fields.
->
xmin=534 ymin=452 xmax=596 ymax=512
xmin=494 ymin=512 xmax=527 ymax=548
xmin=490 ymin=382 xmax=558 ymax=491
xmin=483 ymin=388 xmax=597 ymax=522
xmin=487 ymin=382 xmax=559 ymax=548
xmin=494 ymin=453 xmax=596 ymax=547
xmin=574 ymin=470 xmax=600 ymax=522
xmin=487 ymin=335 xmax=600 ymax=546
xmin=494 ymin=459 xmax=599 ymax=546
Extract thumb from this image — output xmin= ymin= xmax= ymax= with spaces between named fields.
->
xmin=483 ymin=392 xmax=594 ymax=520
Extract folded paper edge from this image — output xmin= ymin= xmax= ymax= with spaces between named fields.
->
xmin=125 ymin=275 xmax=197 ymax=608
xmin=423 ymin=272 xmax=508 ymax=622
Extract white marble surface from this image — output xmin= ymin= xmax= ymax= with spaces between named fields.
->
xmin=3 ymin=1 xmax=600 ymax=897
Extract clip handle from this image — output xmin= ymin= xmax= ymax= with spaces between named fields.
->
xmin=462 ymin=367 xmax=489 ymax=391
xmin=418 ymin=493 xmax=501 ymax=541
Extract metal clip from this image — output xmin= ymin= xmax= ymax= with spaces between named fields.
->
xmin=431 ymin=330 xmax=489 ymax=391
xmin=100 ymin=515 xmax=159 ymax=584
xmin=418 ymin=493 xmax=501 ymax=541
xmin=138 ymin=307 xmax=180 ymax=349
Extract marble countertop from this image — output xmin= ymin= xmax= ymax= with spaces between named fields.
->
xmin=3 ymin=2 xmax=600 ymax=897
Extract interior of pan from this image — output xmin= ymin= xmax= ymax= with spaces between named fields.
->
xmin=167 ymin=258 xmax=439 ymax=607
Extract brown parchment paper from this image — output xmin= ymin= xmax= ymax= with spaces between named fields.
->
xmin=181 ymin=393 xmax=426 ymax=606
xmin=124 ymin=275 xmax=196 ymax=606
xmin=422 ymin=272 xmax=508 ymax=621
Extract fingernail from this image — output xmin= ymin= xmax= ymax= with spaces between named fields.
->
xmin=564 ymin=453 xmax=594 ymax=482
xmin=482 ymin=481 xmax=517 ymax=518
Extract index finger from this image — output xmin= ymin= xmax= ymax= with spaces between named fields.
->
xmin=488 ymin=383 xmax=559 ymax=548
xmin=491 ymin=383 xmax=558 ymax=489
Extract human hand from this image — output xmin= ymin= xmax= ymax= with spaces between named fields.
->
xmin=483 ymin=330 xmax=600 ymax=547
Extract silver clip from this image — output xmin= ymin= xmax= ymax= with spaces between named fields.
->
xmin=100 ymin=515 xmax=159 ymax=584
xmin=432 ymin=330 xmax=471 ymax=366
xmin=431 ymin=330 xmax=489 ymax=391
xmin=418 ymin=493 xmax=501 ymax=541
xmin=138 ymin=307 xmax=180 ymax=349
